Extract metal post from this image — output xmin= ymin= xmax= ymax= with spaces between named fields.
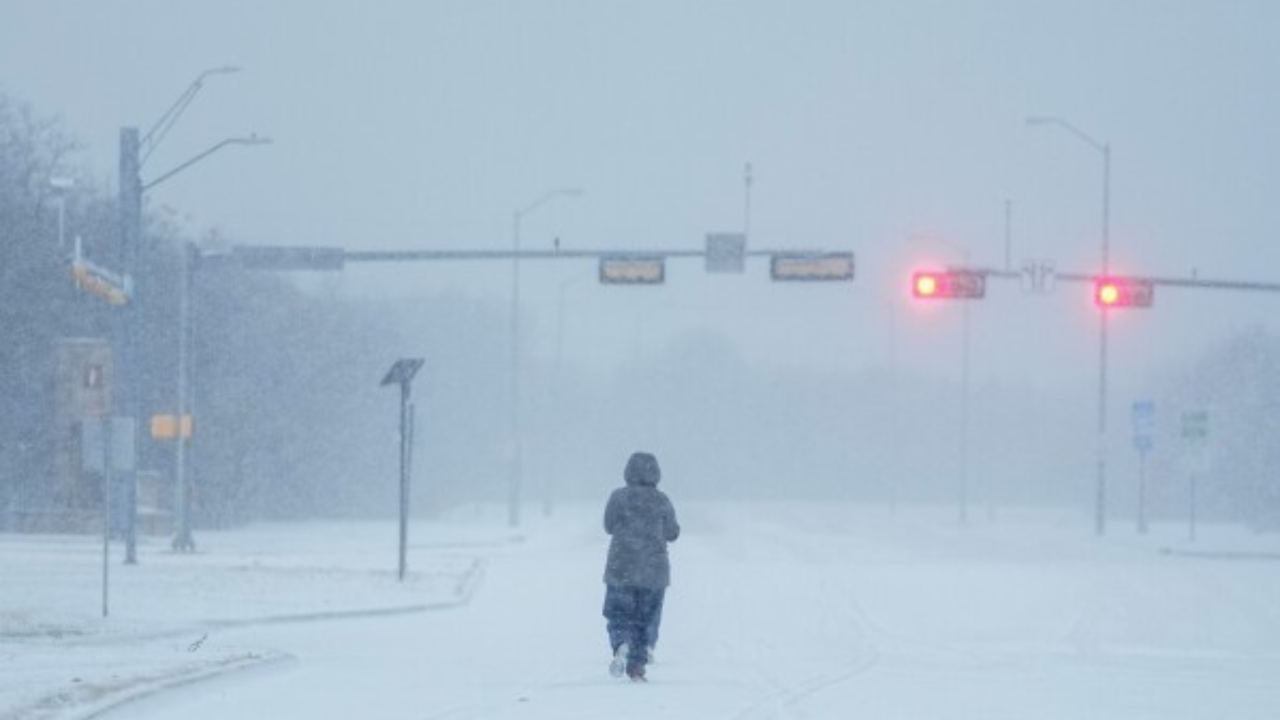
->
xmin=961 ymin=293 xmax=971 ymax=525
xmin=507 ymin=187 xmax=580 ymax=528
xmin=1003 ymin=199 xmax=1012 ymax=273
xmin=509 ymin=211 xmax=523 ymax=529
xmin=887 ymin=299 xmax=899 ymax=516
xmin=173 ymin=243 xmax=196 ymax=551
xmin=381 ymin=359 xmax=422 ymax=580
xmin=102 ymin=417 xmax=113 ymax=618
xmin=1137 ymin=448 xmax=1148 ymax=534
xmin=399 ymin=379 xmax=409 ymax=579
xmin=1188 ymin=471 xmax=1197 ymax=542
xmin=118 ymin=128 xmax=141 ymax=564
xmin=549 ymin=281 xmax=567 ymax=519
xmin=1025 ymin=117 xmax=1112 ymax=536
xmin=1096 ymin=143 xmax=1111 ymax=537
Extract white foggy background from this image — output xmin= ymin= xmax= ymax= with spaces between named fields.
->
xmin=4 ymin=0 xmax=1279 ymax=518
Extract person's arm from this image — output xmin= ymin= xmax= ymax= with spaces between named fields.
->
xmin=604 ymin=490 xmax=621 ymax=535
xmin=663 ymin=496 xmax=680 ymax=542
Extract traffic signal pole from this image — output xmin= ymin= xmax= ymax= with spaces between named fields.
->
xmin=1097 ymin=141 xmax=1111 ymax=538
xmin=918 ymin=262 xmax=1280 ymax=538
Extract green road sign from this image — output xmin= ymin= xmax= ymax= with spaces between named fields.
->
xmin=1181 ymin=410 xmax=1209 ymax=440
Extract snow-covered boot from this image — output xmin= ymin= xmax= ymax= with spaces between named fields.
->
xmin=626 ymin=661 xmax=647 ymax=682
xmin=609 ymin=643 xmax=628 ymax=678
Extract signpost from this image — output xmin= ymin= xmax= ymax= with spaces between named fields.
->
xmin=83 ymin=416 xmax=134 ymax=617
xmin=1181 ymin=410 xmax=1209 ymax=542
xmin=1131 ymin=401 xmax=1155 ymax=534
xmin=381 ymin=359 xmax=424 ymax=581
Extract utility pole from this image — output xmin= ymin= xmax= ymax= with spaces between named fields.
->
xmin=117 ymin=127 xmax=141 ymax=565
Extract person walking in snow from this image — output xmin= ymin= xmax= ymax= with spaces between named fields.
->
xmin=602 ymin=451 xmax=680 ymax=682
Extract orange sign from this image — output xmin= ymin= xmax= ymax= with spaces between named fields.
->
xmin=150 ymin=414 xmax=194 ymax=440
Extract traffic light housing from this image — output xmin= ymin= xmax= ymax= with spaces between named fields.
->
xmin=911 ymin=269 xmax=985 ymax=299
xmin=1094 ymin=277 xmax=1153 ymax=308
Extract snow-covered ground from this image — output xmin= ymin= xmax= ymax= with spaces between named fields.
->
xmin=5 ymin=502 xmax=1280 ymax=719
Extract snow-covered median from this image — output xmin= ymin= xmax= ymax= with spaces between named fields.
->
xmin=1 ymin=519 xmax=495 ymax=719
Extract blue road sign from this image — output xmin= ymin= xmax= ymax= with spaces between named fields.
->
xmin=1132 ymin=401 xmax=1155 ymax=451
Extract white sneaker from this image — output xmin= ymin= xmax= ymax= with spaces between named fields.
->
xmin=609 ymin=643 xmax=628 ymax=678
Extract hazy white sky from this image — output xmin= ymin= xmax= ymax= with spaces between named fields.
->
xmin=4 ymin=0 xmax=1280 ymax=390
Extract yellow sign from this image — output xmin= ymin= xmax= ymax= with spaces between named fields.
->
xmin=71 ymin=264 xmax=129 ymax=306
xmin=151 ymin=414 xmax=194 ymax=440
xmin=770 ymin=253 xmax=855 ymax=282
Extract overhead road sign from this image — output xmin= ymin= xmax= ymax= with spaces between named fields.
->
xmin=770 ymin=252 xmax=854 ymax=282
xmin=705 ymin=233 xmax=746 ymax=273
xmin=233 ymin=245 xmax=346 ymax=271
xmin=1181 ymin=410 xmax=1209 ymax=441
xmin=600 ymin=255 xmax=665 ymax=285
xmin=1131 ymin=401 xmax=1155 ymax=451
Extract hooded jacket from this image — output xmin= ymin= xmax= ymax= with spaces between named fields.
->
xmin=603 ymin=452 xmax=680 ymax=588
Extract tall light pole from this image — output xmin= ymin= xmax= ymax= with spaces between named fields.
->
xmin=510 ymin=187 xmax=581 ymax=527
xmin=1026 ymin=115 xmax=1111 ymax=536
xmin=120 ymin=66 xmax=267 ymax=556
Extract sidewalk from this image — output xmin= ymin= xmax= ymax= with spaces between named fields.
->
xmin=1 ymin=516 xmax=507 ymax=720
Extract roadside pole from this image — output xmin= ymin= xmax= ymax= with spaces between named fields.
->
xmin=381 ymin=359 xmax=424 ymax=582
xmin=1181 ymin=410 xmax=1209 ymax=543
xmin=1131 ymin=400 xmax=1154 ymax=535
xmin=1138 ymin=448 xmax=1149 ymax=535
xmin=102 ymin=419 xmax=113 ymax=618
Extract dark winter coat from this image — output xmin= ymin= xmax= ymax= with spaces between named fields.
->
xmin=603 ymin=453 xmax=680 ymax=588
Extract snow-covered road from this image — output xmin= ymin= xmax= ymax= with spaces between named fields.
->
xmin=94 ymin=503 xmax=1280 ymax=719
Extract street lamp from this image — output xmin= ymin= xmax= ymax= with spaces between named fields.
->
xmin=118 ymin=67 xmax=267 ymax=557
xmin=1026 ymin=114 xmax=1112 ymax=536
xmin=510 ymin=187 xmax=581 ymax=527
xmin=164 ymin=137 xmax=272 ymax=555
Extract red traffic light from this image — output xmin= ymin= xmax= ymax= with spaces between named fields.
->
xmin=914 ymin=273 xmax=939 ymax=297
xmin=911 ymin=270 xmax=985 ymax=299
xmin=1094 ymin=277 xmax=1154 ymax=308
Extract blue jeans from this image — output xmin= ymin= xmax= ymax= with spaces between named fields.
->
xmin=603 ymin=586 xmax=665 ymax=668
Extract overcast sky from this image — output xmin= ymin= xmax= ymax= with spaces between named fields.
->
xmin=4 ymin=0 xmax=1280 ymax=392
